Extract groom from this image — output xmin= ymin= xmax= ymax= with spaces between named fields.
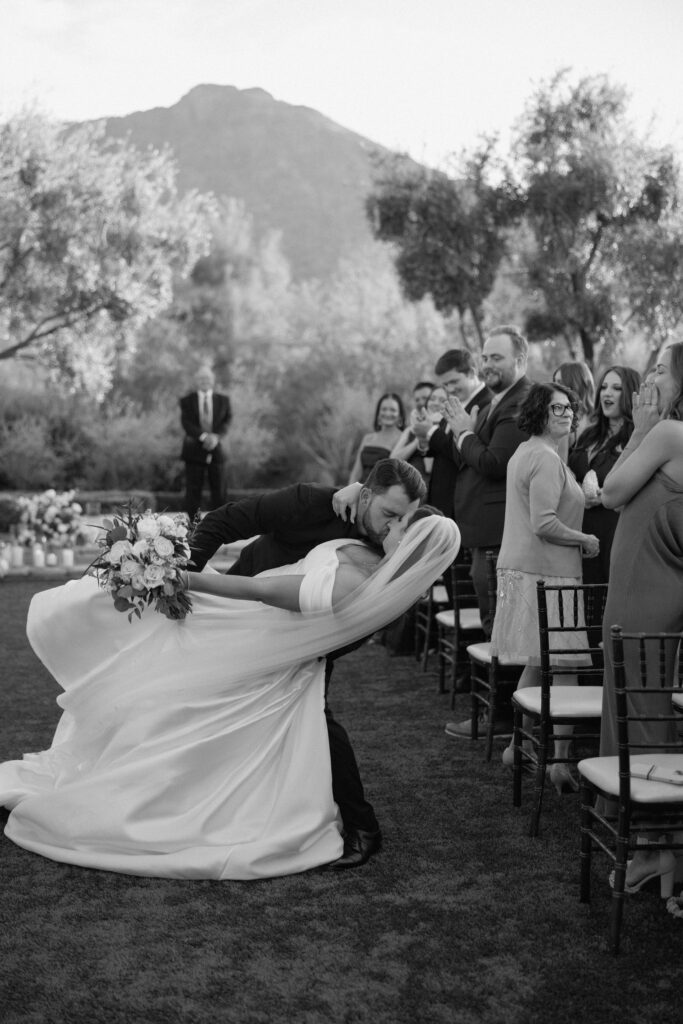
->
xmin=189 ymin=458 xmax=426 ymax=870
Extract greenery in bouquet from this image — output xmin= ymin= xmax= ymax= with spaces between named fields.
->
xmin=15 ymin=489 xmax=85 ymax=547
xmin=89 ymin=506 xmax=193 ymax=622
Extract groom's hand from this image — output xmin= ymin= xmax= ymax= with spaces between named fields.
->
xmin=332 ymin=482 xmax=362 ymax=523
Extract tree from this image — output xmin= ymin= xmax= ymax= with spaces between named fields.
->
xmin=0 ymin=111 xmax=214 ymax=393
xmin=366 ymin=145 xmax=522 ymax=346
xmin=513 ymin=71 xmax=680 ymax=366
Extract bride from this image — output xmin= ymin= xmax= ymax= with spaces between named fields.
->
xmin=0 ymin=508 xmax=458 ymax=880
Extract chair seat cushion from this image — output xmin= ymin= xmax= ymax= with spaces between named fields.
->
xmin=460 ymin=608 xmax=482 ymax=631
xmin=673 ymin=692 xmax=683 ymax=711
xmin=578 ymin=753 xmax=683 ymax=803
xmin=512 ymin=685 xmax=603 ymax=718
xmin=432 ymin=585 xmax=449 ymax=605
xmin=436 ymin=608 xmax=482 ymax=632
xmin=466 ymin=641 xmax=524 ymax=667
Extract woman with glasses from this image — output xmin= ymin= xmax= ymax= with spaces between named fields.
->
xmin=567 ymin=365 xmax=641 ymax=589
xmin=491 ymin=383 xmax=599 ymax=790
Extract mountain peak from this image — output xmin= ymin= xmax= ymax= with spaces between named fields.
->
xmin=104 ymin=84 xmax=390 ymax=279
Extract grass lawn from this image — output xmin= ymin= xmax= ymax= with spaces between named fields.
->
xmin=1 ymin=578 xmax=680 ymax=1024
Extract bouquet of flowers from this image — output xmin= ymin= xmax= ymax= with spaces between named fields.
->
xmin=89 ymin=506 xmax=193 ymax=622
xmin=16 ymin=489 xmax=84 ymax=547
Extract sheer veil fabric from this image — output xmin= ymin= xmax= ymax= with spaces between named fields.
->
xmin=0 ymin=516 xmax=459 ymax=879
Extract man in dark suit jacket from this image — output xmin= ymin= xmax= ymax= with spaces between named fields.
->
xmin=413 ymin=349 xmax=492 ymax=523
xmin=189 ymin=458 xmax=426 ymax=870
xmin=442 ymin=326 xmax=532 ymax=635
xmin=180 ymin=365 xmax=232 ymax=520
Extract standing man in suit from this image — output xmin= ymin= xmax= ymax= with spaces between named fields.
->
xmin=442 ymin=326 xmax=531 ymax=633
xmin=412 ymin=349 xmax=492 ymax=522
xmin=189 ymin=458 xmax=427 ymax=870
xmin=180 ymin=365 xmax=232 ymax=520
xmin=439 ymin=327 xmax=531 ymax=740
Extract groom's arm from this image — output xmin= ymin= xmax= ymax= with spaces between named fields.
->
xmin=189 ymin=483 xmax=337 ymax=571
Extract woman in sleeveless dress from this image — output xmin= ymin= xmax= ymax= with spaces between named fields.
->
xmin=599 ymin=342 xmax=683 ymax=894
xmin=348 ymin=393 xmax=405 ymax=484
xmin=0 ymin=511 xmax=458 ymax=880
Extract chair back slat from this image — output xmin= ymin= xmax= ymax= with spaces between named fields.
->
xmin=536 ymin=581 xmax=608 ymax=687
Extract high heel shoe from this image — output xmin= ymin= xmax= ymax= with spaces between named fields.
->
xmin=547 ymin=763 xmax=579 ymax=795
xmin=609 ymin=851 xmax=676 ymax=898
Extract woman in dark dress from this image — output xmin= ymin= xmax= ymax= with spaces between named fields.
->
xmin=348 ymin=393 xmax=405 ymax=484
xmin=568 ymin=365 xmax=641 ymax=589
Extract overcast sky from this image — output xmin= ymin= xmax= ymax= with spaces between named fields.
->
xmin=1 ymin=0 xmax=681 ymax=164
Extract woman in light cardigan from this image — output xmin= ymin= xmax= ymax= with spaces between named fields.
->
xmin=491 ymin=382 xmax=599 ymax=790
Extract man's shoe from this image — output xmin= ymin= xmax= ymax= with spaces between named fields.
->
xmin=444 ymin=714 xmax=511 ymax=740
xmin=320 ymin=828 xmax=382 ymax=872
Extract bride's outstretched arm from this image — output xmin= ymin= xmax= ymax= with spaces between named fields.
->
xmin=185 ymin=562 xmax=368 ymax=612
xmin=185 ymin=571 xmax=306 ymax=611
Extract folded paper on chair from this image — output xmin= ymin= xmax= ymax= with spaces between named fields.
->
xmin=631 ymin=763 xmax=683 ymax=786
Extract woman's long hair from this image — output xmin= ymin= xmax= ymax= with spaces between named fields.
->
xmin=574 ymin=365 xmax=641 ymax=453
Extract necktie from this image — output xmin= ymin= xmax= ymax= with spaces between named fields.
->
xmin=200 ymin=393 xmax=211 ymax=431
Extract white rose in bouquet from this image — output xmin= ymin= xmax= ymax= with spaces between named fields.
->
xmin=137 ymin=516 xmax=161 ymax=540
xmin=108 ymin=539 xmax=134 ymax=563
xmin=153 ymin=535 xmax=175 ymax=558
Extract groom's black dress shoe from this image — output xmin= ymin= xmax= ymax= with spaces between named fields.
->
xmin=321 ymin=828 xmax=382 ymax=872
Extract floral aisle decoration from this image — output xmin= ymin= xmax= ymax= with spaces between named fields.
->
xmin=15 ymin=489 xmax=85 ymax=548
xmin=88 ymin=506 xmax=193 ymax=622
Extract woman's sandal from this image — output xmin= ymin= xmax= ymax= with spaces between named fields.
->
xmin=609 ymin=850 xmax=676 ymax=897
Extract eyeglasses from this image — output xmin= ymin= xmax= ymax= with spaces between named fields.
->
xmin=549 ymin=403 xmax=574 ymax=418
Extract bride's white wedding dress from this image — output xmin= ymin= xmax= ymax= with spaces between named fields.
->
xmin=0 ymin=517 xmax=459 ymax=880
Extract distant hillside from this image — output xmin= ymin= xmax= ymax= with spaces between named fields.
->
xmin=103 ymin=84 xmax=392 ymax=280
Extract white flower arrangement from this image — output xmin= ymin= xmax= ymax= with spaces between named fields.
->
xmin=89 ymin=506 xmax=193 ymax=622
xmin=16 ymin=489 xmax=84 ymax=547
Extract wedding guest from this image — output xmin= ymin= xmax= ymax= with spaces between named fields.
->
xmin=598 ymin=344 xmax=683 ymax=895
xmin=0 ymin=508 xmax=457 ymax=879
xmin=436 ymin=330 xmax=531 ymax=740
xmin=567 ymin=365 xmax=641 ymax=588
xmin=348 ymin=393 xmax=405 ymax=485
xmin=180 ymin=365 xmax=232 ymax=520
xmin=412 ymin=350 xmax=491 ymax=521
xmin=492 ymin=383 xmax=599 ymax=788
xmin=390 ymin=381 xmax=437 ymax=482
xmin=411 ymin=380 xmax=435 ymax=416
xmin=442 ymin=328 xmax=531 ymax=639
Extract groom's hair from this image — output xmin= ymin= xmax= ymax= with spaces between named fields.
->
xmin=364 ymin=458 xmax=427 ymax=503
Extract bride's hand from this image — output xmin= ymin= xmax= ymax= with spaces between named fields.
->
xmin=332 ymin=482 xmax=362 ymax=522
xmin=632 ymin=381 xmax=661 ymax=435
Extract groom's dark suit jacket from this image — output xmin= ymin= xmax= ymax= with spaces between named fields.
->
xmin=189 ymin=483 xmax=371 ymax=576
